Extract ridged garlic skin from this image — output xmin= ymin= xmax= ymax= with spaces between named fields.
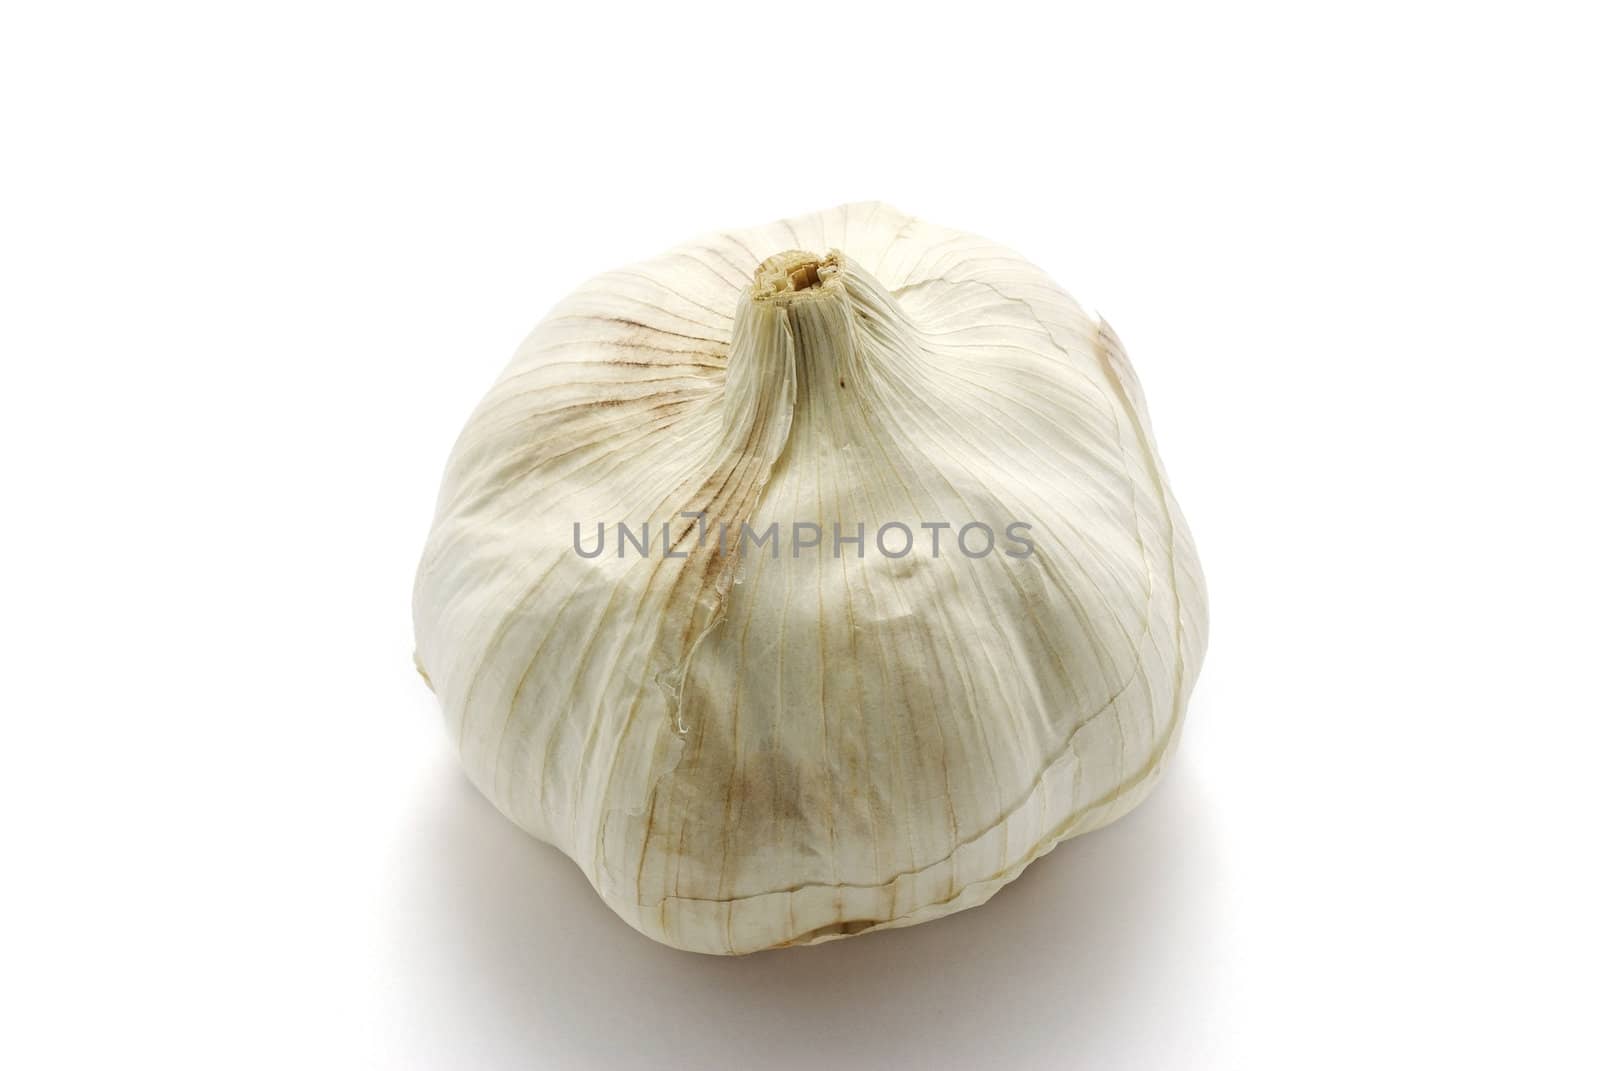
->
xmin=413 ymin=203 xmax=1207 ymax=954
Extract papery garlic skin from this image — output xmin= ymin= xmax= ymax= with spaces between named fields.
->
xmin=414 ymin=203 xmax=1207 ymax=954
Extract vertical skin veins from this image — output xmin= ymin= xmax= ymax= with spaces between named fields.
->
xmin=412 ymin=204 xmax=1208 ymax=954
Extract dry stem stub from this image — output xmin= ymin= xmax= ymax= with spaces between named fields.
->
xmin=753 ymin=250 xmax=840 ymax=300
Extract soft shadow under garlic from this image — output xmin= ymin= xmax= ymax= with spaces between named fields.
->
xmin=382 ymin=745 xmax=1221 ymax=1070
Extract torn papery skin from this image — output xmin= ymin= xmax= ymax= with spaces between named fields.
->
xmin=413 ymin=203 xmax=1207 ymax=954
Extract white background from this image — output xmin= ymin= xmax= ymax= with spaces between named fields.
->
xmin=3 ymin=3 xmax=1597 ymax=1068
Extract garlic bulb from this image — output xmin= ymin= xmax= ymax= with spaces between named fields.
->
xmin=413 ymin=202 xmax=1207 ymax=954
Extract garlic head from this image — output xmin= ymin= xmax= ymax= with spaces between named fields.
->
xmin=413 ymin=203 xmax=1207 ymax=954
